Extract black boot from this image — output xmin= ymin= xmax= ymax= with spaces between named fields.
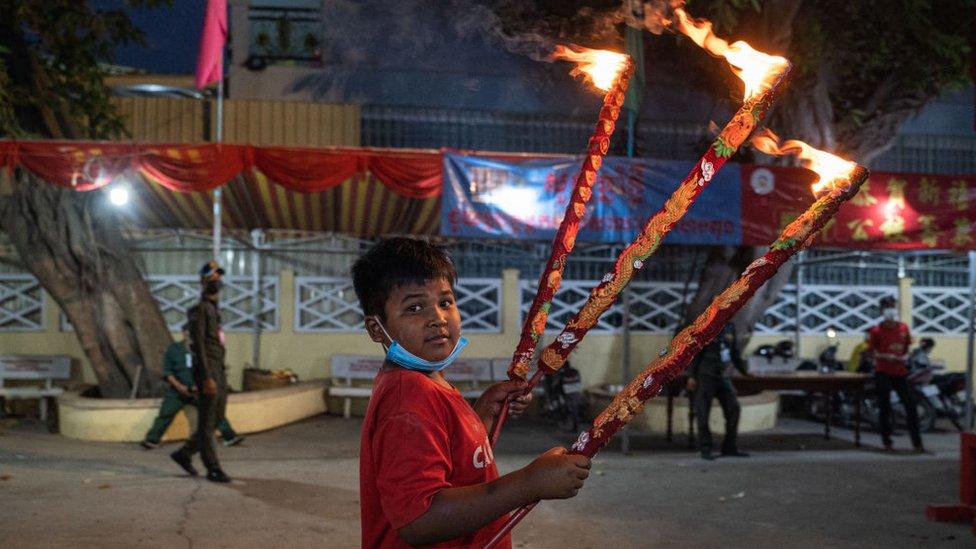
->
xmin=170 ymin=451 xmax=198 ymax=476
xmin=206 ymin=468 xmax=231 ymax=483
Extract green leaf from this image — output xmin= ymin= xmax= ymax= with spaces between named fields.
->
xmin=713 ymin=138 xmax=736 ymax=158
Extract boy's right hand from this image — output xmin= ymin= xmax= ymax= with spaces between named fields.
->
xmin=523 ymin=447 xmax=590 ymax=500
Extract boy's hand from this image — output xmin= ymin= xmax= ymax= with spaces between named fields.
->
xmin=522 ymin=447 xmax=590 ymax=500
xmin=474 ymin=380 xmax=530 ymax=427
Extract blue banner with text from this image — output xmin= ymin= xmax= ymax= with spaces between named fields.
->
xmin=441 ymin=153 xmax=742 ymax=244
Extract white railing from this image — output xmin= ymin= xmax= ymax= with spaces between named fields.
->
xmin=60 ymin=275 xmax=279 ymax=332
xmin=912 ymin=286 xmax=972 ymax=335
xmin=294 ymin=276 xmax=503 ymax=333
xmin=8 ymin=271 xmax=974 ymax=337
xmin=754 ymin=284 xmax=897 ymax=335
xmin=519 ymin=280 xmax=697 ymax=334
xmin=0 ymin=274 xmax=45 ymax=331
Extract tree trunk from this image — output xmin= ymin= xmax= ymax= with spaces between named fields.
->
xmin=0 ymin=170 xmax=170 ymax=398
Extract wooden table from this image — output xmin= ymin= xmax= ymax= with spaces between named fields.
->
xmin=666 ymin=372 xmax=872 ymax=447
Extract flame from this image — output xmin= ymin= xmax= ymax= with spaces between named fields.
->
xmin=552 ymin=45 xmax=629 ymax=92
xmin=751 ymin=129 xmax=857 ymax=194
xmin=673 ymin=8 xmax=788 ymax=101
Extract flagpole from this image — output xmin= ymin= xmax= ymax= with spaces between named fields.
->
xmin=212 ymin=75 xmax=223 ymax=261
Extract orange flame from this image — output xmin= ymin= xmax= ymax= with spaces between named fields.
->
xmin=552 ymin=45 xmax=629 ymax=92
xmin=673 ymin=8 xmax=788 ymax=101
xmin=751 ymin=129 xmax=857 ymax=195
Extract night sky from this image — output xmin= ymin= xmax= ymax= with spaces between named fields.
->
xmin=98 ymin=0 xmax=203 ymax=74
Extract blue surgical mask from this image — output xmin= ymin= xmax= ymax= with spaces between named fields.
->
xmin=375 ymin=319 xmax=468 ymax=372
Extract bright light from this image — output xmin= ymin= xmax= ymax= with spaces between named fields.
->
xmin=826 ymin=328 xmax=837 ymax=339
xmin=482 ymin=186 xmax=541 ymax=220
xmin=108 ymin=186 xmax=130 ymax=207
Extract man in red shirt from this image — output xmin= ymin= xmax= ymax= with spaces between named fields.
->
xmin=353 ymin=238 xmax=591 ymax=547
xmin=866 ymin=296 xmax=924 ymax=452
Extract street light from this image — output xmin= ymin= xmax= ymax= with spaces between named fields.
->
xmin=108 ymin=185 xmax=130 ymax=207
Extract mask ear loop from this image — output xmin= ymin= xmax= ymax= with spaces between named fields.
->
xmin=373 ymin=317 xmax=394 ymax=351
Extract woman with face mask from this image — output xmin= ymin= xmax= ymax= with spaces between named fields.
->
xmin=866 ymin=296 xmax=925 ymax=452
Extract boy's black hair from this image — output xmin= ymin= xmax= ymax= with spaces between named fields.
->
xmin=352 ymin=237 xmax=457 ymax=319
xmin=879 ymin=296 xmax=897 ymax=308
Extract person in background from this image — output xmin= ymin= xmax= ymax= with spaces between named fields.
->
xmin=169 ymin=261 xmax=233 ymax=483
xmin=140 ymin=325 xmax=244 ymax=450
xmin=908 ymin=338 xmax=936 ymax=371
xmin=866 ymin=296 xmax=924 ymax=452
xmin=847 ymin=338 xmax=871 ymax=372
xmin=687 ymin=323 xmax=749 ymax=460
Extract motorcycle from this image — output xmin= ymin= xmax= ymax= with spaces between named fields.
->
xmin=914 ymin=366 xmax=969 ymax=431
xmin=802 ymin=341 xmax=863 ymax=426
xmin=802 ymin=336 xmax=936 ymax=432
xmin=542 ymin=364 xmax=586 ymax=432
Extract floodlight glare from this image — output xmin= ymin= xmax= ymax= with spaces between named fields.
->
xmin=108 ymin=186 xmax=130 ymax=207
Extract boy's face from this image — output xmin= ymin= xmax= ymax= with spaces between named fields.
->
xmin=370 ymin=277 xmax=461 ymax=362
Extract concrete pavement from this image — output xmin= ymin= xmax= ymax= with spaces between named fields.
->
xmin=0 ymin=414 xmax=970 ymax=548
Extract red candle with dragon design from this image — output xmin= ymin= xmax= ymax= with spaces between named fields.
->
xmin=486 ymin=139 xmax=870 ymax=548
xmin=533 ymin=8 xmax=791 ymax=378
xmin=489 ymin=48 xmax=633 ymax=444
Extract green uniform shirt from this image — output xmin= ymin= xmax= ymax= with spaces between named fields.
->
xmin=162 ymin=341 xmax=195 ymax=388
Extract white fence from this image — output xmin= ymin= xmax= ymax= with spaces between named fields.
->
xmin=58 ymin=275 xmax=279 ymax=332
xmin=912 ymin=286 xmax=972 ymax=335
xmin=1 ymin=273 xmax=971 ymax=336
xmin=519 ymin=280 xmax=696 ymax=334
xmin=0 ymin=274 xmax=45 ymax=331
xmin=294 ymin=276 xmax=502 ymax=333
xmin=521 ymin=279 xmax=971 ymax=336
xmin=755 ymin=284 xmax=899 ymax=335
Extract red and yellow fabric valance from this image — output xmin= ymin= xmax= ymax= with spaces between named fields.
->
xmin=0 ymin=140 xmax=442 ymax=236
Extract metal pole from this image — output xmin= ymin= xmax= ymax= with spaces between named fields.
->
xmin=211 ymin=77 xmax=224 ymax=261
xmin=794 ymin=251 xmax=804 ymax=358
xmin=965 ymin=250 xmax=975 ymax=430
xmin=251 ymin=229 xmax=264 ymax=371
xmin=621 ymin=288 xmax=632 ymax=454
xmin=626 ymin=109 xmax=635 ymax=158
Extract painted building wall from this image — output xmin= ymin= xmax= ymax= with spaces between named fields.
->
xmin=111 ymin=96 xmax=361 ymax=146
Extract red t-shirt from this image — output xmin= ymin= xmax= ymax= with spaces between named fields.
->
xmin=867 ymin=321 xmax=911 ymax=376
xmin=359 ymin=366 xmax=512 ymax=548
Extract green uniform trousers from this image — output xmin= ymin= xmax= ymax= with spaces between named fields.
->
xmin=144 ymin=388 xmax=236 ymax=444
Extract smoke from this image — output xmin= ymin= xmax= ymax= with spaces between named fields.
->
xmin=451 ymin=0 xmax=556 ymax=62
xmin=625 ymin=1 xmax=684 ymax=35
xmin=451 ymin=0 xmax=641 ymax=62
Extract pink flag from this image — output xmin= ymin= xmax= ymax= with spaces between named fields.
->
xmin=194 ymin=0 xmax=227 ymax=89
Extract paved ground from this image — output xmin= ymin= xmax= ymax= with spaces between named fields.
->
xmin=0 ymin=413 xmax=971 ymax=548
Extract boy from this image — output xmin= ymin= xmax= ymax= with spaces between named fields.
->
xmin=353 ymin=238 xmax=590 ymax=548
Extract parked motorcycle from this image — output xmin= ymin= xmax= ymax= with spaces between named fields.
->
xmin=903 ymin=339 xmax=970 ymax=430
xmin=754 ymin=339 xmax=795 ymax=364
xmin=803 ymin=335 xmax=936 ymax=432
xmin=915 ymin=367 xmax=969 ymax=431
xmin=542 ymin=363 xmax=585 ymax=432
xmin=806 ymin=376 xmax=937 ymax=433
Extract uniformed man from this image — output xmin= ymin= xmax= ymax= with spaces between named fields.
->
xmin=687 ymin=323 xmax=749 ymax=460
xmin=170 ymin=261 xmax=232 ymax=483
xmin=140 ymin=325 xmax=244 ymax=450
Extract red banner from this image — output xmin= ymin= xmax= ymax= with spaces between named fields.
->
xmin=742 ymin=165 xmax=976 ymax=250
xmin=1 ymin=140 xmax=443 ymax=199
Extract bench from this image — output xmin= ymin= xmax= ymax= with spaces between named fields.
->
xmin=0 ymin=355 xmax=70 ymax=421
xmin=329 ymin=355 xmax=509 ymax=418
